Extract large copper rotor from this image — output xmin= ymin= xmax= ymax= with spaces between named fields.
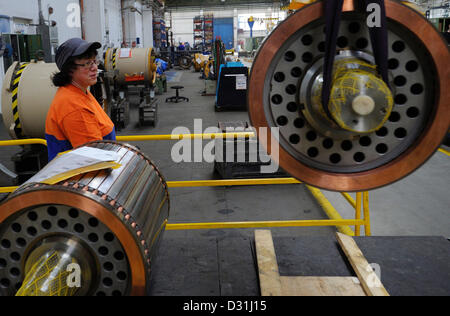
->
xmin=248 ymin=0 xmax=450 ymax=192
xmin=0 ymin=141 xmax=170 ymax=296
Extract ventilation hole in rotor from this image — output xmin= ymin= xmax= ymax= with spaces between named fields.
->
xmin=117 ymin=271 xmax=127 ymax=281
xmin=58 ymin=219 xmax=68 ymax=229
xmin=96 ymin=291 xmax=106 ymax=296
xmin=114 ymin=251 xmax=125 ymax=261
xmin=27 ymin=212 xmax=38 ymax=221
xmin=102 ymin=278 xmax=113 ymax=287
xmin=376 ymin=143 xmax=389 ymax=154
xmin=74 ymin=223 xmax=85 ymax=233
xmin=407 ymin=107 xmax=420 ymax=118
xmin=348 ymin=22 xmax=361 ymax=33
xmin=272 ymin=94 xmax=283 ymax=105
xmin=104 ymin=232 xmax=115 ymax=242
xmin=318 ymin=41 xmax=325 ymax=52
xmin=306 ymin=131 xmax=317 ymax=141
xmin=376 ymin=127 xmax=388 ymax=137
xmin=0 ymin=278 xmax=10 ymax=288
xmin=88 ymin=217 xmax=99 ymax=227
xmin=405 ymin=60 xmax=419 ymax=72
xmin=284 ymin=51 xmax=296 ymax=62
xmin=276 ymin=116 xmax=288 ymax=126
xmin=356 ymin=38 xmax=368 ymax=49
xmin=323 ymin=138 xmax=334 ymax=149
xmin=10 ymin=268 xmax=20 ymax=277
xmin=1 ymin=239 xmax=11 ymax=249
xmin=285 ymin=84 xmax=297 ymax=95
xmin=341 ymin=140 xmax=353 ymax=151
xmin=289 ymin=134 xmax=300 ymax=144
xmin=11 ymin=223 xmax=21 ymax=233
xmin=294 ymin=118 xmax=305 ymax=129
xmin=47 ymin=206 xmax=58 ymax=217
xmin=394 ymin=128 xmax=407 ymax=139
xmin=99 ymin=247 xmax=109 ymax=256
xmin=69 ymin=208 xmax=79 ymax=219
xmin=274 ymin=72 xmax=285 ymax=82
xmin=392 ymin=40 xmax=405 ymax=53
xmin=388 ymin=58 xmax=399 ymax=70
xmin=307 ymin=147 xmax=319 ymax=158
xmin=395 ymin=94 xmax=407 ymax=105
xmin=330 ymin=153 xmax=341 ymax=164
xmin=394 ymin=76 xmax=407 ymax=87
xmin=16 ymin=238 xmax=26 ymax=248
xmin=410 ymin=83 xmax=424 ymax=95
xmin=27 ymin=227 xmax=37 ymax=237
xmin=10 ymin=252 xmax=20 ymax=262
xmin=301 ymin=34 xmax=313 ymax=46
xmin=359 ymin=136 xmax=372 ymax=147
xmin=0 ymin=259 xmax=7 ymax=269
xmin=103 ymin=262 xmax=114 ymax=272
xmin=291 ymin=67 xmax=302 ymax=78
xmin=112 ymin=290 xmax=123 ymax=296
xmin=41 ymin=220 xmax=51 ymax=230
xmin=353 ymin=152 xmax=365 ymax=162
xmin=302 ymin=52 xmax=313 ymax=63
xmin=389 ymin=111 xmax=401 ymax=122
xmin=287 ymin=102 xmax=298 ymax=112
xmin=337 ymin=36 xmax=348 ymax=48
xmin=88 ymin=233 xmax=99 ymax=243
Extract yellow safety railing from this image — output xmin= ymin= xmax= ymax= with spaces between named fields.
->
xmin=0 ymin=139 xmax=47 ymax=147
xmin=0 ymin=135 xmax=379 ymax=236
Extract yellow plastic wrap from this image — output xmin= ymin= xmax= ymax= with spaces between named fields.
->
xmin=16 ymin=251 xmax=79 ymax=296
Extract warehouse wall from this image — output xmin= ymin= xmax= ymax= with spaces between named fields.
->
xmin=165 ymin=5 xmax=286 ymax=49
xmin=0 ymin=0 xmax=82 ymax=43
xmin=104 ymin=0 xmax=124 ymax=48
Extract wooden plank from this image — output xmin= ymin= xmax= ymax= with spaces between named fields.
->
xmin=336 ymin=232 xmax=390 ymax=296
xmin=280 ymin=276 xmax=366 ymax=296
xmin=254 ymin=230 xmax=282 ymax=296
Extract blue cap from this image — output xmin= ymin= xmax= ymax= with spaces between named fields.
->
xmin=55 ymin=38 xmax=101 ymax=70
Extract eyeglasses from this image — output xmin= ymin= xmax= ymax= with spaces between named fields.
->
xmin=74 ymin=59 xmax=100 ymax=69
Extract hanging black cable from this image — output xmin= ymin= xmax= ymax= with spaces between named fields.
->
xmin=321 ymin=0 xmax=390 ymax=123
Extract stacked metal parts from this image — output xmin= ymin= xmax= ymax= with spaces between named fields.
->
xmin=0 ymin=141 xmax=170 ymax=296
xmin=248 ymin=0 xmax=450 ymax=191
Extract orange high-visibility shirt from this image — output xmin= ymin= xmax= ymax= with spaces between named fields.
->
xmin=45 ymin=84 xmax=116 ymax=161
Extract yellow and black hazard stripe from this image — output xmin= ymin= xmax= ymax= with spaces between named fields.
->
xmin=112 ymin=48 xmax=117 ymax=70
xmin=10 ymin=62 xmax=29 ymax=138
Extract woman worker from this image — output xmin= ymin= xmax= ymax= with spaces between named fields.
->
xmin=45 ymin=38 xmax=116 ymax=161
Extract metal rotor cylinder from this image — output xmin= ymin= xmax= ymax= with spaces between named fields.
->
xmin=1 ymin=61 xmax=58 ymax=139
xmin=0 ymin=141 xmax=170 ymax=296
xmin=248 ymin=0 xmax=450 ymax=191
xmin=104 ymin=47 xmax=157 ymax=85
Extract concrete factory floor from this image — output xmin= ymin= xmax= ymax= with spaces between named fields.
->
xmin=0 ymin=68 xmax=449 ymax=295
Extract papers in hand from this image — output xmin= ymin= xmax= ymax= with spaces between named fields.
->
xmin=23 ymin=147 xmax=121 ymax=186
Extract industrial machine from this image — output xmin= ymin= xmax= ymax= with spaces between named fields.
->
xmin=1 ymin=61 xmax=58 ymax=183
xmin=104 ymin=47 xmax=159 ymax=128
xmin=215 ymin=62 xmax=248 ymax=111
xmin=0 ymin=141 xmax=170 ymax=296
xmin=248 ymin=0 xmax=449 ymax=192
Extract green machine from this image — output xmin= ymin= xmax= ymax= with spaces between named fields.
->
xmin=2 ymin=34 xmax=44 ymax=71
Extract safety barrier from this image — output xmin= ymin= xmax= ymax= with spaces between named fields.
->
xmin=0 ymin=134 xmax=396 ymax=236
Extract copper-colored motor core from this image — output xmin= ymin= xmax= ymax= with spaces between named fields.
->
xmin=248 ymin=0 xmax=450 ymax=192
xmin=0 ymin=141 xmax=170 ymax=296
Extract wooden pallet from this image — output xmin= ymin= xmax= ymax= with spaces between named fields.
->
xmin=255 ymin=230 xmax=389 ymax=296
